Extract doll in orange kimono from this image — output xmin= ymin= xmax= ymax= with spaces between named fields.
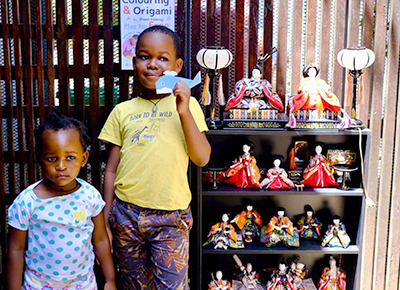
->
xmin=203 ymin=213 xmax=244 ymax=249
xmin=219 ymin=141 xmax=261 ymax=189
xmin=231 ymin=205 xmax=263 ymax=243
xmin=260 ymin=207 xmax=299 ymax=247
xmin=261 ymin=155 xmax=294 ymax=189
xmin=302 ymin=144 xmax=338 ymax=188
xmin=286 ymin=64 xmax=350 ymax=129
xmin=317 ymin=256 xmax=346 ymax=290
xmin=208 ymin=271 xmax=233 ymax=290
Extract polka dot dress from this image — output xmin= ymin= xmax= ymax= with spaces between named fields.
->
xmin=8 ymin=178 xmax=105 ymax=286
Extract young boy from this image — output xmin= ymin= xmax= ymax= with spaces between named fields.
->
xmin=99 ymin=26 xmax=211 ymax=289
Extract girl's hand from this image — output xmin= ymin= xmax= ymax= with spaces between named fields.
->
xmin=173 ymin=80 xmax=191 ymax=115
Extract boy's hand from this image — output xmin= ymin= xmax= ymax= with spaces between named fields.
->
xmin=104 ymin=281 xmax=117 ymax=290
xmin=173 ymin=80 xmax=191 ymax=115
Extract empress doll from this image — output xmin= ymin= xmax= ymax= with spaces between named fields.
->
xmin=231 ymin=205 xmax=263 ymax=243
xmin=297 ymin=205 xmax=323 ymax=239
xmin=219 ymin=141 xmax=261 ymax=189
xmin=286 ymin=64 xmax=350 ymax=129
xmin=317 ymin=256 xmax=346 ymax=290
xmin=321 ymin=215 xmax=351 ymax=248
xmin=302 ymin=144 xmax=338 ymax=188
xmin=260 ymin=156 xmax=294 ymax=189
xmin=260 ymin=207 xmax=299 ymax=247
xmin=203 ymin=213 xmax=244 ymax=249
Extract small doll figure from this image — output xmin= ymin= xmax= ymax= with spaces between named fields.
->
xmin=209 ymin=270 xmax=233 ymax=290
xmin=260 ymin=155 xmax=294 ymax=189
xmin=203 ymin=213 xmax=244 ymax=249
xmin=266 ymin=260 xmax=296 ymax=290
xmin=286 ymin=63 xmax=350 ymax=129
xmin=234 ymin=263 xmax=264 ymax=290
xmin=225 ymin=64 xmax=284 ymax=113
xmin=302 ymin=144 xmax=338 ymax=188
xmin=231 ymin=205 xmax=263 ymax=243
xmin=219 ymin=141 xmax=261 ymax=189
xmin=317 ymin=256 xmax=346 ymax=290
xmin=321 ymin=215 xmax=351 ymax=248
xmin=260 ymin=207 xmax=300 ymax=247
xmin=288 ymin=259 xmax=313 ymax=290
xmin=297 ymin=205 xmax=323 ymax=240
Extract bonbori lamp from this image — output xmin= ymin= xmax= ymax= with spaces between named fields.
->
xmin=197 ymin=46 xmax=233 ymax=129
xmin=337 ymin=46 xmax=375 ymax=125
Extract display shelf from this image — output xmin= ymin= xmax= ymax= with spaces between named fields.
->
xmin=202 ymin=241 xmax=360 ymax=254
xmin=202 ymin=186 xmax=365 ymax=196
xmin=193 ymin=128 xmax=370 ymax=290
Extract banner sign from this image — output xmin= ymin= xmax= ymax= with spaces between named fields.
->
xmin=120 ymin=0 xmax=175 ymax=70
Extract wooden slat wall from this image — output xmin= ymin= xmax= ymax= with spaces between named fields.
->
xmin=1 ymin=0 xmax=400 ymax=289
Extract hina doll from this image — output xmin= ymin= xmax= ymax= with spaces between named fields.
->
xmin=266 ymin=260 xmax=295 ymax=290
xmin=321 ymin=216 xmax=351 ymax=248
xmin=286 ymin=64 xmax=350 ymax=129
xmin=297 ymin=205 xmax=323 ymax=239
xmin=225 ymin=64 xmax=284 ymax=113
xmin=209 ymin=270 xmax=233 ymax=290
xmin=219 ymin=142 xmax=262 ymax=189
xmin=260 ymin=207 xmax=300 ymax=247
xmin=231 ymin=205 xmax=263 ymax=243
xmin=260 ymin=155 xmax=294 ymax=189
xmin=302 ymin=144 xmax=338 ymax=188
xmin=233 ymin=262 xmax=264 ymax=290
xmin=203 ymin=213 xmax=244 ymax=249
xmin=317 ymin=256 xmax=346 ymax=290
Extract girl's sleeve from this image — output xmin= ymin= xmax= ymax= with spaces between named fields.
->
xmin=8 ymin=194 xmax=30 ymax=231
xmin=98 ymin=105 xmax=123 ymax=146
xmin=87 ymin=183 xmax=106 ymax=217
xmin=189 ymin=97 xmax=208 ymax=133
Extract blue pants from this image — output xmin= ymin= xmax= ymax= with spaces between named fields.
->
xmin=109 ymin=198 xmax=192 ymax=290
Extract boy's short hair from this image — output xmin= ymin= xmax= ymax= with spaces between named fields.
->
xmin=136 ymin=25 xmax=182 ymax=59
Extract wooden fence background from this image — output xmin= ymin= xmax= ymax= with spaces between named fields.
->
xmin=0 ymin=0 xmax=399 ymax=289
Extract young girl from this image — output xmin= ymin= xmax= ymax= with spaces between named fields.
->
xmin=99 ymin=26 xmax=211 ymax=289
xmin=7 ymin=112 xmax=116 ymax=290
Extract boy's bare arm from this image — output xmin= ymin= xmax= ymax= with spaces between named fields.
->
xmin=103 ymin=144 xmax=120 ymax=221
xmin=180 ymin=111 xmax=211 ymax=167
xmin=92 ymin=212 xmax=117 ymax=289
xmin=7 ymin=227 xmax=27 ymax=290
xmin=174 ymin=80 xmax=211 ymax=167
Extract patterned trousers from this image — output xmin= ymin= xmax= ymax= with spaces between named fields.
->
xmin=109 ymin=198 xmax=192 ymax=290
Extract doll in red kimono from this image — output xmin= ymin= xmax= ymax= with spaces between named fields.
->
xmin=297 ymin=204 xmax=322 ymax=240
xmin=302 ymin=144 xmax=338 ymax=188
xmin=203 ymin=213 xmax=244 ymax=249
xmin=225 ymin=65 xmax=284 ymax=113
xmin=286 ymin=64 xmax=350 ymax=129
xmin=260 ymin=207 xmax=299 ymax=247
xmin=261 ymin=155 xmax=294 ymax=189
xmin=231 ymin=205 xmax=263 ymax=243
xmin=317 ymin=256 xmax=346 ymax=290
xmin=219 ymin=141 xmax=261 ymax=189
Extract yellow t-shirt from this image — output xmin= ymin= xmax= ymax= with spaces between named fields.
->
xmin=98 ymin=94 xmax=208 ymax=210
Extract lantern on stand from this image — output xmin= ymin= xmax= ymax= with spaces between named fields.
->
xmin=337 ymin=46 xmax=375 ymax=126
xmin=197 ymin=46 xmax=233 ymax=129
